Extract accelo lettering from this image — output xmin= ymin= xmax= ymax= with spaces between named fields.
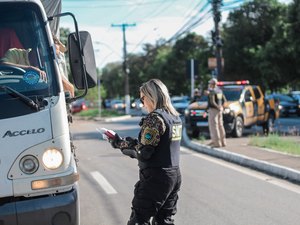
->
xmin=2 ymin=128 xmax=45 ymax=138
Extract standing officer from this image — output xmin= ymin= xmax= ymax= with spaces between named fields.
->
xmin=207 ymin=78 xmax=226 ymax=147
xmin=190 ymin=88 xmax=202 ymax=103
xmin=108 ymin=79 xmax=182 ymax=225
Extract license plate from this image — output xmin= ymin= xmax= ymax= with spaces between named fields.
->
xmin=289 ymin=109 xmax=296 ymax=113
xmin=191 ymin=110 xmax=208 ymax=118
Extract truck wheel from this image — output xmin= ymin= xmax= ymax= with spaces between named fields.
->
xmin=263 ymin=114 xmax=275 ymax=135
xmin=232 ymin=116 xmax=243 ymax=137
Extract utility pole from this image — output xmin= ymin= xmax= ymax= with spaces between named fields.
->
xmin=111 ymin=23 xmax=136 ymax=115
xmin=211 ymin=0 xmax=223 ymax=79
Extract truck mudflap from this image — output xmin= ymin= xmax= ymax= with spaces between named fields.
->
xmin=0 ymin=185 xmax=79 ymax=225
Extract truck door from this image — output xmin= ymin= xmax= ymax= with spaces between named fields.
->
xmin=253 ymin=87 xmax=265 ymax=121
xmin=243 ymin=89 xmax=255 ymax=125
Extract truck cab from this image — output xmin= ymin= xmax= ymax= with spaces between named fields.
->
xmin=0 ymin=1 xmax=96 ymax=224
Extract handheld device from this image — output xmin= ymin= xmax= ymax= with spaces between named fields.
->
xmin=96 ymin=128 xmax=116 ymax=139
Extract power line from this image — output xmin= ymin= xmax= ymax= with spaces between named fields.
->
xmin=64 ymin=0 xmax=176 ymax=8
xmin=127 ymin=0 xmax=198 ymax=54
xmin=167 ymin=1 xmax=212 ymax=42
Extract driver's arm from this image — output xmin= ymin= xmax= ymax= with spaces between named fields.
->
xmin=1 ymin=48 xmax=47 ymax=81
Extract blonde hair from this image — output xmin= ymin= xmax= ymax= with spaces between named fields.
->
xmin=140 ymin=79 xmax=179 ymax=116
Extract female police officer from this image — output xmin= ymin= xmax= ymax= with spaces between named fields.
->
xmin=110 ymin=79 xmax=182 ymax=225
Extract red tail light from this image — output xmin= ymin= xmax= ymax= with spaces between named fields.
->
xmin=217 ymin=80 xmax=249 ymax=86
xmin=82 ymin=104 xmax=87 ymax=110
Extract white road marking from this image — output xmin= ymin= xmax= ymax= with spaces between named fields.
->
xmin=181 ymin=147 xmax=300 ymax=195
xmin=91 ymin=171 xmax=117 ymax=194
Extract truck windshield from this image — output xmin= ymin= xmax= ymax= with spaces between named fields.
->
xmin=222 ymin=88 xmax=243 ymax=101
xmin=0 ymin=3 xmax=57 ymax=100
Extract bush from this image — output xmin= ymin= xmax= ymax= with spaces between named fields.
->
xmin=77 ymin=109 xmax=125 ymax=118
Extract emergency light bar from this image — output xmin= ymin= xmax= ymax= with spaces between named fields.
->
xmin=217 ymin=80 xmax=249 ymax=86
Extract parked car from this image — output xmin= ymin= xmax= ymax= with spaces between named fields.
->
xmin=103 ymin=99 xmax=111 ymax=109
xmin=290 ymin=91 xmax=300 ymax=104
xmin=171 ymin=96 xmax=190 ymax=115
xmin=268 ymin=94 xmax=300 ymax=117
xmin=289 ymin=91 xmax=300 ymax=113
xmin=71 ymin=98 xmax=88 ymax=114
xmin=110 ymin=99 xmax=125 ymax=110
xmin=131 ymin=98 xmax=143 ymax=110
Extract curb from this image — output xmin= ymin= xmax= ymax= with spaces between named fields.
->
xmin=182 ymin=128 xmax=300 ymax=184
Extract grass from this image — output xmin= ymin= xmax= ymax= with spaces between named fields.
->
xmin=197 ymin=135 xmax=207 ymax=144
xmin=249 ymin=134 xmax=300 ymax=156
xmin=76 ymin=108 xmax=125 ymax=118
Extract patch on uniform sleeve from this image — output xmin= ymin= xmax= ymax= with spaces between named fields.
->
xmin=141 ymin=127 xmax=159 ymax=145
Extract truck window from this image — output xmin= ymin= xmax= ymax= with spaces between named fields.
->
xmin=0 ymin=3 xmax=57 ymax=99
xmin=222 ymin=88 xmax=243 ymax=101
xmin=244 ymin=90 xmax=252 ymax=102
xmin=253 ymin=87 xmax=261 ymax=99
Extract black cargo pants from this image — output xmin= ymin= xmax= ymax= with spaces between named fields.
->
xmin=127 ymin=167 xmax=181 ymax=225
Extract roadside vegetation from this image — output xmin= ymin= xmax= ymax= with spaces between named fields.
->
xmin=249 ymin=134 xmax=300 ymax=156
xmin=75 ymin=109 xmax=125 ymax=118
xmin=194 ymin=133 xmax=300 ymax=156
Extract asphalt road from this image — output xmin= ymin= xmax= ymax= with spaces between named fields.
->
xmin=71 ymin=117 xmax=300 ymax=225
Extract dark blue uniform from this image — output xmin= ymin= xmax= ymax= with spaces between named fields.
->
xmin=117 ymin=109 xmax=182 ymax=225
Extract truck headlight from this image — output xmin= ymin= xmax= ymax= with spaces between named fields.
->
xmin=42 ymin=148 xmax=63 ymax=170
xmin=20 ymin=155 xmax=39 ymax=174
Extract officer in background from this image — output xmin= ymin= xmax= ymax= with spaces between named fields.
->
xmin=190 ymin=88 xmax=202 ymax=103
xmin=207 ymin=78 xmax=227 ymax=147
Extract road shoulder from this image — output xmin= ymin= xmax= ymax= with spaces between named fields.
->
xmin=182 ymin=129 xmax=300 ymax=184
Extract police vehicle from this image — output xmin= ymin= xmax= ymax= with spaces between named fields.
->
xmin=184 ymin=80 xmax=280 ymax=138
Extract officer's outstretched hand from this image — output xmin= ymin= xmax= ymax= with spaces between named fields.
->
xmin=125 ymin=137 xmax=138 ymax=149
xmin=109 ymin=133 xmax=123 ymax=149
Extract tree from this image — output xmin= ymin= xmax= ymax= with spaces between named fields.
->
xmin=286 ymin=0 xmax=300 ymax=89
xmin=101 ymin=62 xmax=124 ymax=99
xmin=222 ymin=0 xmax=287 ymax=90
xmin=101 ymin=33 xmax=212 ymax=97
xmin=159 ymin=33 xmax=211 ymax=95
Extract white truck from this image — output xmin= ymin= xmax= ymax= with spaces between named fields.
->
xmin=0 ymin=0 xmax=97 ymax=224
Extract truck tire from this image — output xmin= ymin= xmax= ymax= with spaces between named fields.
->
xmin=232 ymin=116 xmax=243 ymax=137
xmin=262 ymin=113 xmax=275 ymax=135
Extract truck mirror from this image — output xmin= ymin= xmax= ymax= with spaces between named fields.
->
xmin=68 ymin=31 xmax=97 ymax=89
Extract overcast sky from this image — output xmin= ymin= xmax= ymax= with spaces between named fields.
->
xmin=61 ymin=0 xmax=292 ymax=69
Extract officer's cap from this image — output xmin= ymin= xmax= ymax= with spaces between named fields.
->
xmin=209 ymin=78 xmax=218 ymax=84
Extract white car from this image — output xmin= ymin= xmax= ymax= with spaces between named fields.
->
xmin=131 ymin=98 xmax=143 ymax=110
xmin=110 ymin=99 xmax=125 ymax=110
